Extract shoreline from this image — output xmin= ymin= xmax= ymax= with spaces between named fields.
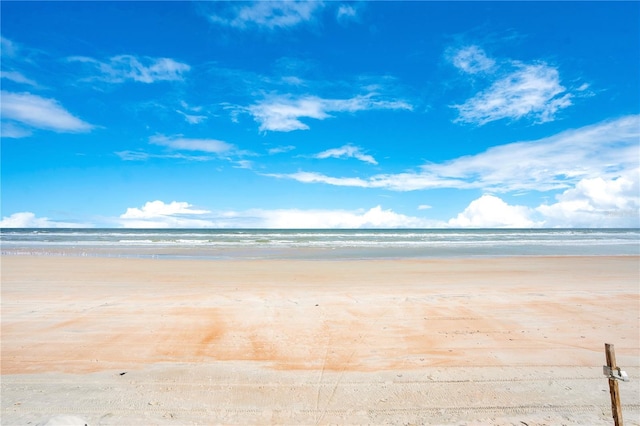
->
xmin=3 ymin=248 xmax=640 ymax=261
xmin=2 ymin=255 xmax=639 ymax=424
xmin=2 ymin=228 xmax=638 ymax=260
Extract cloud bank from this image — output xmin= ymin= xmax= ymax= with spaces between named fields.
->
xmin=7 ymin=184 xmax=638 ymax=229
xmin=114 ymin=200 xmax=438 ymax=229
xmin=113 ymin=187 xmax=638 ymax=229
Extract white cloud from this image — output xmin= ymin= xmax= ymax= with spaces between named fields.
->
xmin=0 ymin=122 xmax=32 ymax=138
xmin=149 ymin=135 xmax=234 ymax=154
xmin=270 ymin=170 xmax=460 ymax=191
xmin=267 ymin=171 xmax=370 ymax=187
xmin=246 ymin=205 xmax=435 ymax=228
xmin=448 ymin=45 xmax=577 ymax=125
xmin=448 ymin=195 xmax=538 ymax=228
xmin=119 ymin=201 xmax=213 ymax=228
xmin=248 ymin=94 xmax=412 ymax=132
xmin=116 ymin=201 xmax=435 ymax=229
xmin=336 ymin=4 xmax=358 ymax=23
xmin=454 ymin=63 xmax=572 ymax=125
xmin=177 ymin=101 xmax=207 ymax=124
xmin=576 ymin=83 xmax=590 ymax=92
xmin=115 ymin=150 xmax=213 ymax=162
xmin=0 ymin=212 xmax=91 ymax=228
xmin=177 ymin=110 xmax=207 ymax=124
xmin=69 ymin=55 xmax=190 ymax=84
xmin=121 ymin=201 xmax=210 ymax=219
xmin=209 ymin=1 xmax=324 ymax=29
xmin=1 ymin=91 xmax=93 ymax=135
xmin=234 ymin=160 xmax=254 ymax=169
xmin=118 ymin=135 xmax=246 ymax=163
xmin=425 ymin=115 xmax=639 ymax=192
xmin=367 ymin=172 xmax=463 ymax=191
xmin=537 ymin=170 xmax=640 ymax=228
xmin=268 ymin=145 xmax=296 ymax=155
xmin=418 ymin=205 xmax=432 ymax=210
xmin=115 ymin=151 xmax=151 ymax=161
xmin=314 ymin=144 xmax=377 ymax=165
xmin=271 ymin=115 xmax=639 ymax=193
xmin=179 ymin=100 xmax=202 ymax=112
xmin=451 ymin=45 xmax=495 ymax=74
xmin=270 ymin=170 xmax=462 ymax=191
xmin=1 ymin=70 xmax=37 ymax=86
xmin=445 ymin=170 xmax=640 ymax=229
xmin=281 ymin=75 xmax=305 ymax=86
xmin=1 ymin=36 xmax=16 ymax=57
xmin=249 ymin=96 xmax=328 ymax=131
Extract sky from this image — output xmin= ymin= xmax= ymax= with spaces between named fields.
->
xmin=1 ymin=1 xmax=639 ymax=229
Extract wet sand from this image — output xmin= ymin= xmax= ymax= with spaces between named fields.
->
xmin=2 ymin=255 xmax=639 ymax=425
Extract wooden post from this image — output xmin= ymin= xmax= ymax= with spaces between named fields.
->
xmin=605 ymin=343 xmax=623 ymax=426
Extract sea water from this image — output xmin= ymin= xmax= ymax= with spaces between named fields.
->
xmin=1 ymin=228 xmax=638 ymax=260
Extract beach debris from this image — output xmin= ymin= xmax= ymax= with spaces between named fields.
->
xmin=603 ymin=365 xmax=629 ymax=382
xmin=119 ymin=372 xmax=127 ymax=376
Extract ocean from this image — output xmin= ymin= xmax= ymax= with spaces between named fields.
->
xmin=1 ymin=228 xmax=638 ymax=260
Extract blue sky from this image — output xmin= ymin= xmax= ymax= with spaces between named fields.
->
xmin=1 ymin=1 xmax=639 ymax=228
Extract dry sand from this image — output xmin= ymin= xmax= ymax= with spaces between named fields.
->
xmin=1 ymin=255 xmax=639 ymax=425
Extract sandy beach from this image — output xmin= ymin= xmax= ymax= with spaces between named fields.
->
xmin=1 ymin=255 xmax=639 ymax=425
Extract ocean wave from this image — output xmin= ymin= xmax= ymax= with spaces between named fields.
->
xmin=1 ymin=229 xmax=638 ymax=258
